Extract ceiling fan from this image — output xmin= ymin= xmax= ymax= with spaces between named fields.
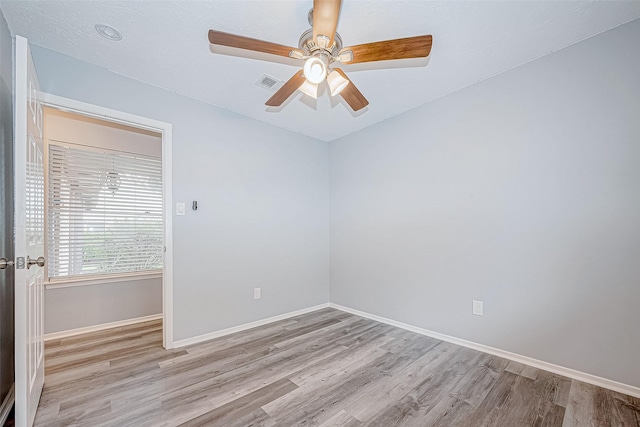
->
xmin=208 ymin=0 xmax=432 ymax=112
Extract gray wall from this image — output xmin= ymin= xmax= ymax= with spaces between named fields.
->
xmin=31 ymin=46 xmax=330 ymax=341
xmin=44 ymin=279 xmax=162 ymax=334
xmin=0 ymin=6 xmax=14 ymax=405
xmin=330 ymin=19 xmax=640 ymax=388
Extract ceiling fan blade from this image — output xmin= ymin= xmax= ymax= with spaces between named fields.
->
xmin=265 ymin=71 xmax=306 ymax=107
xmin=313 ymin=0 xmax=342 ymax=46
xmin=340 ymin=35 xmax=432 ymax=64
xmin=333 ymin=68 xmax=369 ymax=111
xmin=209 ymin=30 xmax=298 ymax=58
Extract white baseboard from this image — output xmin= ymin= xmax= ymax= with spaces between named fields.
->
xmin=44 ymin=313 xmax=163 ymax=341
xmin=0 ymin=384 xmax=14 ymax=426
xmin=172 ymin=303 xmax=331 ymax=348
xmin=328 ymin=303 xmax=640 ymax=399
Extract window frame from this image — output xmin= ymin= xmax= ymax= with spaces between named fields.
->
xmin=44 ymin=138 xmax=164 ymax=285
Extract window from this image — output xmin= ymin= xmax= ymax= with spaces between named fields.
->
xmin=47 ymin=142 xmax=163 ymax=280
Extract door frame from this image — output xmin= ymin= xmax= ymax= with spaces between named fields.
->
xmin=39 ymin=92 xmax=175 ymax=349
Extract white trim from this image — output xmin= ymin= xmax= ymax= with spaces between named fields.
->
xmin=0 ymin=384 xmax=15 ymax=426
xmin=161 ymin=121 xmax=174 ymax=349
xmin=172 ymin=303 xmax=331 ymax=348
xmin=13 ymin=36 xmax=28 ymax=427
xmin=39 ymin=93 xmax=174 ymax=349
xmin=44 ymin=314 xmax=162 ymax=341
xmin=45 ymin=272 xmax=162 ymax=290
xmin=329 ymin=303 xmax=640 ymax=399
xmin=40 ymin=93 xmax=170 ymax=133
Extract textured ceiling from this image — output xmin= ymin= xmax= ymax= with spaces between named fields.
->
xmin=1 ymin=1 xmax=639 ymax=141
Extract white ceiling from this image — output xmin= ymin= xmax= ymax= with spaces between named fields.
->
xmin=1 ymin=1 xmax=639 ymax=141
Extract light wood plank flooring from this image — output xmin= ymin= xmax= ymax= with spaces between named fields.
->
xmin=35 ymin=308 xmax=640 ymax=426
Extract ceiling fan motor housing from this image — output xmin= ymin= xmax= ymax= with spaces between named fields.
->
xmin=298 ymin=28 xmax=343 ymax=59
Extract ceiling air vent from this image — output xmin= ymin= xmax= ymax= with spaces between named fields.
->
xmin=255 ymin=74 xmax=283 ymax=91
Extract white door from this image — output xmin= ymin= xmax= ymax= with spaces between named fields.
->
xmin=14 ymin=35 xmax=45 ymax=427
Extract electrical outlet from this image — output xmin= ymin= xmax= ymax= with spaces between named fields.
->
xmin=254 ymin=288 xmax=261 ymax=299
xmin=472 ymin=300 xmax=484 ymax=316
xmin=176 ymin=202 xmax=185 ymax=216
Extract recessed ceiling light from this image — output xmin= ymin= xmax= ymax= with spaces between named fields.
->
xmin=95 ymin=24 xmax=122 ymax=41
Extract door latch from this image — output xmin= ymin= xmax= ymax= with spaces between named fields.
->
xmin=27 ymin=256 xmax=46 ymax=269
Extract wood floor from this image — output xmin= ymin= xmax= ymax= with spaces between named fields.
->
xmin=35 ymin=308 xmax=640 ymax=426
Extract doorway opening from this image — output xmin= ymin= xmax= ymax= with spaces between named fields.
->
xmin=40 ymin=94 xmax=173 ymax=349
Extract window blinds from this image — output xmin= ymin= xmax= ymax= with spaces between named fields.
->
xmin=48 ymin=142 xmax=163 ymax=280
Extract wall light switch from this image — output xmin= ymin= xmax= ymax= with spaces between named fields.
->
xmin=472 ymin=300 xmax=484 ymax=316
xmin=254 ymin=288 xmax=261 ymax=299
xmin=176 ymin=202 xmax=186 ymax=216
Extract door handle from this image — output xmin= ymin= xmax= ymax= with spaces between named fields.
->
xmin=27 ymin=256 xmax=46 ymax=269
xmin=0 ymin=257 xmax=14 ymax=270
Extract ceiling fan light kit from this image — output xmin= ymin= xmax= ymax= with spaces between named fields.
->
xmin=208 ymin=0 xmax=433 ymax=112
xmin=327 ymin=70 xmax=349 ymax=96
xmin=299 ymin=79 xmax=319 ymax=99
xmin=303 ymin=55 xmax=328 ymax=84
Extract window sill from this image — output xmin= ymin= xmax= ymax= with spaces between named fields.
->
xmin=45 ymin=271 xmax=163 ymax=290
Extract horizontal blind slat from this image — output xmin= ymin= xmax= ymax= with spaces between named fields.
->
xmin=48 ymin=142 xmax=163 ymax=279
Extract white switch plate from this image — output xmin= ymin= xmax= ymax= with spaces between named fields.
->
xmin=472 ymin=300 xmax=484 ymax=316
xmin=254 ymin=288 xmax=261 ymax=299
xmin=176 ymin=202 xmax=186 ymax=216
